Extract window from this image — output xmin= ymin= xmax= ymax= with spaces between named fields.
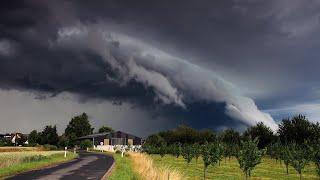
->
xmin=111 ymin=138 xmax=126 ymax=145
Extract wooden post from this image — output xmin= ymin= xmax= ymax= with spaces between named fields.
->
xmin=64 ymin=147 xmax=67 ymax=158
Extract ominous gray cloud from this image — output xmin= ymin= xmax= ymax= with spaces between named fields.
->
xmin=0 ymin=0 xmax=319 ymax=134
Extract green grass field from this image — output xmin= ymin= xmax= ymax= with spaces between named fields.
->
xmin=150 ymin=155 xmax=319 ymax=180
xmin=108 ymin=153 xmax=140 ymax=180
xmin=0 ymin=151 xmax=77 ymax=178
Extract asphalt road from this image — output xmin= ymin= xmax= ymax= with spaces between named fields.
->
xmin=7 ymin=152 xmax=114 ymax=180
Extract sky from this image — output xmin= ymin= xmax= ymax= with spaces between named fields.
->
xmin=1 ymin=0 xmax=320 ymax=137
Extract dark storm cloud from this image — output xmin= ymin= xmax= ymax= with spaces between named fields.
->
xmin=1 ymin=0 xmax=319 ymax=132
xmin=65 ymin=0 xmax=320 ymax=107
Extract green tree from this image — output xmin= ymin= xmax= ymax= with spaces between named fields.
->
xmin=40 ymin=125 xmax=59 ymax=145
xmin=65 ymin=113 xmax=93 ymax=138
xmin=159 ymin=143 xmax=167 ymax=158
xmin=201 ymin=142 xmax=222 ymax=180
xmin=80 ymin=139 xmax=93 ymax=149
xmin=98 ymin=126 xmax=114 ymax=133
xmin=221 ymin=128 xmax=240 ymax=145
xmin=243 ymin=122 xmax=275 ymax=149
xmin=280 ymin=145 xmax=291 ymax=174
xmin=182 ymin=144 xmax=194 ymax=164
xmin=58 ymin=134 xmax=70 ymax=148
xmin=28 ymin=130 xmax=40 ymax=146
xmin=198 ymin=130 xmax=216 ymax=144
xmin=267 ymin=141 xmax=282 ymax=163
xmin=314 ymin=145 xmax=320 ymax=177
xmin=169 ymin=144 xmax=181 ymax=158
xmin=278 ymin=115 xmax=313 ymax=144
xmin=287 ymin=143 xmax=311 ymax=180
xmin=144 ymin=134 xmax=166 ymax=147
xmin=237 ymin=138 xmax=262 ymax=180
xmin=193 ymin=144 xmax=201 ymax=163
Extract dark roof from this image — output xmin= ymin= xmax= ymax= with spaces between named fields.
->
xmin=77 ymin=132 xmax=110 ymax=140
xmin=77 ymin=131 xmax=142 ymax=140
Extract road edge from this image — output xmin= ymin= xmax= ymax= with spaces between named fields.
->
xmin=101 ymin=154 xmax=115 ymax=180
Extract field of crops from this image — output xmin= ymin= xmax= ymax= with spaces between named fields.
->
xmin=0 ymin=150 xmax=77 ymax=178
xmin=150 ymin=155 xmax=319 ymax=180
xmin=0 ymin=146 xmax=44 ymax=152
xmin=0 ymin=151 xmax=65 ymax=168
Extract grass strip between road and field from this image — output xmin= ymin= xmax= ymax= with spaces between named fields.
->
xmin=0 ymin=152 xmax=78 ymax=179
xmin=130 ymin=152 xmax=183 ymax=180
xmin=106 ymin=152 xmax=140 ymax=180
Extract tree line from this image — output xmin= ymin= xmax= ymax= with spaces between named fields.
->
xmin=143 ymin=114 xmax=320 ymax=180
xmin=0 ymin=113 xmax=114 ymax=149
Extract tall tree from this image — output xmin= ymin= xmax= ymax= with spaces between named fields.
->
xmin=40 ymin=125 xmax=59 ymax=145
xmin=278 ymin=115 xmax=313 ymax=144
xmin=98 ymin=126 xmax=114 ymax=133
xmin=28 ymin=130 xmax=40 ymax=145
xmin=243 ymin=122 xmax=275 ymax=149
xmin=65 ymin=113 xmax=93 ymax=138
xmin=220 ymin=128 xmax=240 ymax=145
xmin=144 ymin=134 xmax=166 ymax=147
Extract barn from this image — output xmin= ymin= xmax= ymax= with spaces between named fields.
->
xmin=77 ymin=131 xmax=142 ymax=146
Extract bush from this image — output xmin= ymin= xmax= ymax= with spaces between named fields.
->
xmin=43 ymin=144 xmax=58 ymax=151
xmin=22 ymin=155 xmax=47 ymax=163
xmin=80 ymin=140 xmax=93 ymax=149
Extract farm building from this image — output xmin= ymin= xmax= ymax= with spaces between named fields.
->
xmin=77 ymin=131 xmax=142 ymax=146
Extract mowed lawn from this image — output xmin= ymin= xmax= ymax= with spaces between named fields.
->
xmin=150 ymin=155 xmax=318 ymax=180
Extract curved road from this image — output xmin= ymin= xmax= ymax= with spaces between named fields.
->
xmin=7 ymin=152 xmax=114 ymax=180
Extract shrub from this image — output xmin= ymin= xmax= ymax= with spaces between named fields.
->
xmin=80 ymin=140 xmax=93 ymax=149
xmin=43 ymin=144 xmax=58 ymax=151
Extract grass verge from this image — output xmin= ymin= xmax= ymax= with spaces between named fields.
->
xmin=107 ymin=152 xmax=140 ymax=180
xmin=130 ymin=153 xmax=183 ymax=180
xmin=0 ymin=152 xmax=77 ymax=178
xmin=150 ymin=155 xmax=319 ymax=180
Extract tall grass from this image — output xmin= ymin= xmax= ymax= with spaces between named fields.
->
xmin=0 ymin=151 xmax=77 ymax=178
xmin=130 ymin=153 xmax=183 ymax=180
xmin=108 ymin=152 xmax=139 ymax=180
xmin=0 ymin=151 xmax=65 ymax=168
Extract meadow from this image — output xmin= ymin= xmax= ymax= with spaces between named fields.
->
xmin=150 ymin=155 xmax=319 ymax=180
xmin=0 ymin=150 xmax=77 ymax=178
